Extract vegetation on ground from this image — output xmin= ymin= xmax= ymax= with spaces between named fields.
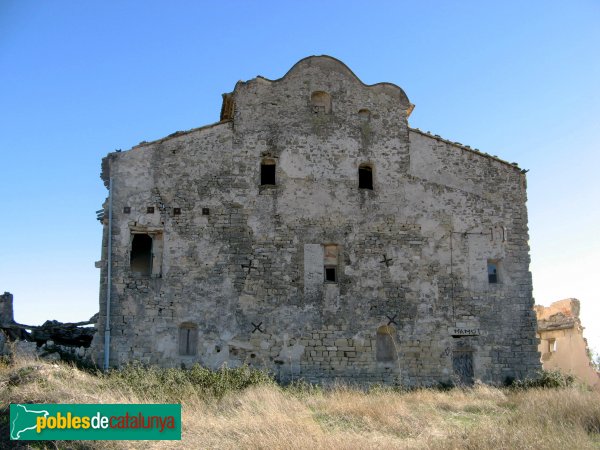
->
xmin=1 ymin=356 xmax=599 ymax=449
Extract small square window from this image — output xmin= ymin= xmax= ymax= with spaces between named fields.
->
xmin=324 ymin=266 xmax=337 ymax=283
xmin=487 ymin=260 xmax=498 ymax=283
xmin=173 ymin=208 xmax=181 ymax=215
xmin=548 ymin=338 xmax=557 ymax=353
xmin=202 ymin=208 xmax=210 ymax=216
xmin=147 ymin=207 xmax=155 ymax=214
xmin=261 ymin=162 xmax=276 ymax=185
xmin=358 ymin=165 xmax=373 ymax=190
xmin=123 ymin=206 xmax=131 ymax=214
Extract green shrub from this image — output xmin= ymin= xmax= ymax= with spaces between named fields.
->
xmin=103 ymin=363 xmax=274 ymax=399
xmin=511 ymin=369 xmax=575 ymax=389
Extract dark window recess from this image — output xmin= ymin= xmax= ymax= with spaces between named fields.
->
xmin=261 ymin=163 xmax=276 ymax=185
xmin=488 ymin=261 xmax=498 ymax=283
xmin=146 ymin=206 xmax=155 ymax=214
xmin=123 ymin=206 xmax=131 ymax=214
xmin=358 ymin=165 xmax=373 ymax=190
xmin=202 ymin=208 xmax=210 ymax=216
xmin=173 ymin=208 xmax=181 ymax=215
xmin=130 ymin=234 xmax=153 ymax=275
xmin=324 ymin=266 xmax=337 ymax=282
xmin=178 ymin=324 xmax=198 ymax=356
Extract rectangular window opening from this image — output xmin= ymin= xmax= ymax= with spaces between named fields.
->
xmin=261 ymin=163 xmax=276 ymax=185
xmin=358 ymin=166 xmax=373 ymax=190
xmin=323 ymin=244 xmax=339 ymax=283
xmin=129 ymin=228 xmax=163 ymax=278
xmin=130 ymin=234 xmax=153 ymax=276
xmin=324 ymin=266 xmax=337 ymax=282
xmin=487 ymin=260 xmax=498 ymax=284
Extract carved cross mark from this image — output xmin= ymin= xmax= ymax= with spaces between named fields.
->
xmin=241 ymin=260 xmax=258 ymax=274
xmin=380 ymin=254 xmax=393 ymax=267
xmin=251 ymin=322 xmax=264 ymax=334
xmin=386 ymin=314 xmax=398 ymax=326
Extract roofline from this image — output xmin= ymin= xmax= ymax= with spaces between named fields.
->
xmin=253 ymin=55 xmax=414 ymax=116
xmin=257 ymin=55 xmax=403 ymax=91
xmin=133 ymin=119 xmax=232 ymax=150
xmin=409 ymin=127 xmax=524 ymax=172
xmin=101 ymin=120 xmax=233 ymax=187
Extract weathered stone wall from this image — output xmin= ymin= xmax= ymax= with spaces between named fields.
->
xmin=91 ymin=56 xmax=540 ymax=386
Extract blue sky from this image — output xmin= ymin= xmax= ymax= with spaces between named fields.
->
xmin=1 ymin=1 xmax=599 ymax=354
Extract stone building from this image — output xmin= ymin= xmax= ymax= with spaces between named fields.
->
xmin=535 ymin=299 xmax=600 ymax=390
xmin=91 ymin=56 xmax=540 ymax=386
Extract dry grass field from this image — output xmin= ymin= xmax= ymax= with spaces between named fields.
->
xmin=1 ymin=356 xmax=599 ymax=449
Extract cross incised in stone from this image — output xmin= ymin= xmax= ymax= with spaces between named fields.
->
xmin=242 ymin=260 xmax=258 ymax=274
xmin=380 ymin=254 xmax=393 ymax=267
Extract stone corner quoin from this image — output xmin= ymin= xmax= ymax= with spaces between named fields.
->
xmin=90 ymin=55 xmax=540 ymax=386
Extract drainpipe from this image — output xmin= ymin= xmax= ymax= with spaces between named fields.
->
xmin=104 ymin=177 xmax=113 ymax=371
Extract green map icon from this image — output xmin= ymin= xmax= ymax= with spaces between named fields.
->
xmin=10 ymin=404 xmax=49 ymax=440
xmin=9 ymin=403 xmax=181 ymax=440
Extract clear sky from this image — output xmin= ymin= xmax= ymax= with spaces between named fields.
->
xmin=1 ymin=1 xmax=599 ymax=355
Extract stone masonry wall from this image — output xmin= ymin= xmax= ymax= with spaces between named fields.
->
xmin=91 ymin=56 xmax=540 ymax=386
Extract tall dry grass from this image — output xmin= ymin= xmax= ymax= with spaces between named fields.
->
xmin=1 ymin=356 xmax=599 ymax=449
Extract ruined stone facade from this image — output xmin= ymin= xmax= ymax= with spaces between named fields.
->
xmin=535 ymin=299 xmax=600 ymax=390
xmin=91 ymin=56 xmax=540 ymax=386
xmin=1 ymin=292 xmax=96 ymax=362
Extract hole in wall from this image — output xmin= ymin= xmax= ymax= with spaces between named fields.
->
xmin=358 ymin=108 xmax=371 ymax=122
xmin=261 ymin=159 xmax=276 ymax=185
xmin=359 ymin=164 xmax=373 ymax=190
xmin=311 ymin=91 xmax=332 ymax=114
xmin=130 ymin=234 xmax=153 ymax=275
xmin=324 ymin=267 xmax=337 ymax=282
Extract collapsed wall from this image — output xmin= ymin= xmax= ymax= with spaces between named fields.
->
xmin=535 ymin=298 xmax=600 ymax=390
xmin=0 ymin=292 xmax=97 ymax=363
